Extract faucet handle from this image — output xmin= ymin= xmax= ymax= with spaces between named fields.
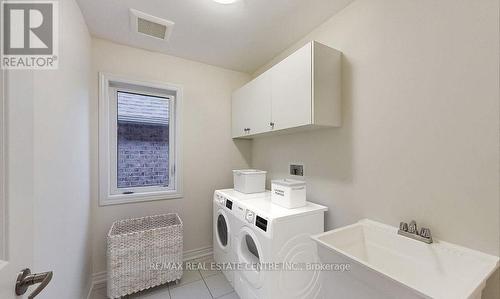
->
xmin=399 ymin=222 xmax=408 ymax=232
xmin=408 ymin=220 xmax=417 ymax=234
xmin=420 ymin=227 xmax=432 ymax=239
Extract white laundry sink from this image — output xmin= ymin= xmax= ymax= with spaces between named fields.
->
xmin=311 ymin=219 xmax=499 ymax=299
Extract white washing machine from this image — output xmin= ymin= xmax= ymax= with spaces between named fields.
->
xmin=232 ymin=194 xmax=328 ymax=299
xmin=213 ymin=189 xmax=270 ymax=286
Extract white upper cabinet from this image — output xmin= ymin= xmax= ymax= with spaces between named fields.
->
xmin=232 ymin=41 xmax=341 ymax=138
xmin=271 ymin=42 xmax=313 ymax=130
xmin=232 ymin=71 xmax=272 ymax=137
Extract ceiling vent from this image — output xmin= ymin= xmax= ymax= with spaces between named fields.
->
xmin=129 ymin=9 xmax=174 ymax=41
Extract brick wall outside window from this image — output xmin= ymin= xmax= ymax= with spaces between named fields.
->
xmin=117 ymin=122 xmax=169 ymax=188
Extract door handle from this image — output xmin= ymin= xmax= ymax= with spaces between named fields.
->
xmin=15 ymin=268 xmax=53 ymax=299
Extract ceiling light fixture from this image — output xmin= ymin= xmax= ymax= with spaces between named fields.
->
xmin=212 ymin=0 xmax=240 ymax=4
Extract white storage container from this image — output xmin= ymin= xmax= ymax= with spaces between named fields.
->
xmin=271 ymin=179 xmax=306 ymax=208
xmin=233 ymin=169 xmax=267 ymax=193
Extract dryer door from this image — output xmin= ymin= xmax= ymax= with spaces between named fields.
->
xmin=216 ymin=210 xmax=230 ymax=251
xmin=237 ymin=226 xmax=264 ymax=289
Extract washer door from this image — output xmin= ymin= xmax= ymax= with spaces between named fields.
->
xmin=216 ymin=210 xmax=230 ymax=251
xmin=237 ymin=226 xmax=263 ymax=289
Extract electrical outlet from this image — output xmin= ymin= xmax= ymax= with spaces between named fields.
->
xmin=289 ymin=164 xmax=304 ymax=176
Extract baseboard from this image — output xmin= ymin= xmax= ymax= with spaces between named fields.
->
xmin=91 ymin=271 xmax=108 ymax=286
xmin=182 ymin=245 xmax=213 ymax=262
xmin=84 ymin=275 xmax=96 ymax=299
xmin=85 ymin=246 xmax=213 ymax=298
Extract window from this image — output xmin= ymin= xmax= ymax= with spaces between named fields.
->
xmin=99 ymin=73 xmax=182 ymax=205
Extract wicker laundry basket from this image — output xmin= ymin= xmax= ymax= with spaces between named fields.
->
xmin=107 ymin=213 xmax=183 ymax=298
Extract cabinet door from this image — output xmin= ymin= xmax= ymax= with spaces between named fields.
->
xmin=232 ymin=72 xmax=271 ymax=138
xmin=232 ymin=85 xmax=250 ymax=138
xmin=271 ymin=42 xmax=312 ymax=130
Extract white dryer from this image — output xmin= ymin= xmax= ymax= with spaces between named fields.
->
xmin=213 ymin=189 xmax=270 ymax=286
xmin=232 ymin=194 xmax=328 ymax=299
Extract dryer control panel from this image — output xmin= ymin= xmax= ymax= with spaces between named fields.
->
xmin=231 ymin=198 xmax=272 ymax=237
xmin=233 ymin=202 xmax=246 ymax=219
xmin=255 ymin=215 xmax=268 ymax=232
xmin=245 ymin=210 xmax=254 ymax=223
xmin=244 ymin=208 xmax=268 ymax=233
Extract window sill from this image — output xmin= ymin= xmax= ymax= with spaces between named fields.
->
xmin=99 ymin=191 xmax=183 ymax=206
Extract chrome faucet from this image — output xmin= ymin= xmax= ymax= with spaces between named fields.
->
xmin=398 ymin=220 xmax=433 ymax=244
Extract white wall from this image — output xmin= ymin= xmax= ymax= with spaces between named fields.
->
xmin=31 ymin=0 xmax=92 ymax=298
xmin=251 ymin=0 xmax=499 ymax=297
xmin=2 ymin=70 xmax=35 ymax=299
xmin=90 ymin=38 xmax=251 ymax=275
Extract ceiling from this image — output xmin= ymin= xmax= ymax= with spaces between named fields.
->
xmin=76 ymin=0 xmax=353 ymax=73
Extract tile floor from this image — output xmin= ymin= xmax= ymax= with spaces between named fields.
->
xmin=89 ymin=257 xmax=239 ymax=299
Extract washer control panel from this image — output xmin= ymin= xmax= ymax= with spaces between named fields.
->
xmin=215 ymin=193 xmax=225 ymax=206
xmin=215 ymin=193 xmax=232 ymax=210
xmin=225 ymin=199 xmax=233 ymax=210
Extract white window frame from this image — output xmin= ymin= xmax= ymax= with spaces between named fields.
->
xmin=109 ymin=88 xmax=175 ymax=195
xmin=99 ymin=73 xmax=183 ymax=205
